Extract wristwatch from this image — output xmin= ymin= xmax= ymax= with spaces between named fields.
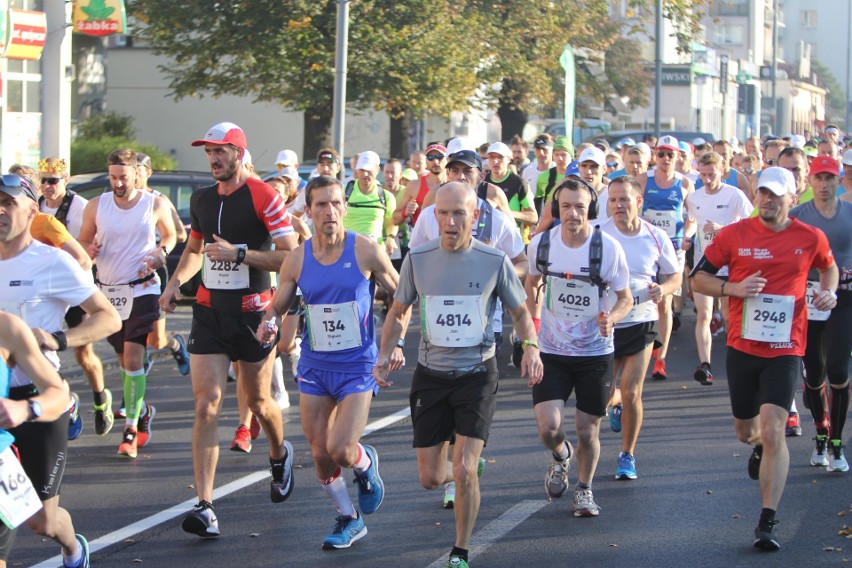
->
xmin=396 ymin=338 xmax=405 ymax=349
xmin=51 ymin=331 xmax=68 ymax=352
xmin=27 ymin=399 xmax=43 ymax=422
xmin=235 ymin=247 xmax=247 ymax=265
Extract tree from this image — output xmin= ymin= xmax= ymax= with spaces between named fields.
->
xmin=811 ymin=59 xmax=847 ymax=131
xmin=72 ymin=112 xmax=176 ymax=174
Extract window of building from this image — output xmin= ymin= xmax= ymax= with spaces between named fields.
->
xmin=801 ymin=10 xmax=817 ymax=28
xmin=711 ymin=0 xmax=749 ymax=17
xmin=713 ymin=24 xmax=745 ymax=46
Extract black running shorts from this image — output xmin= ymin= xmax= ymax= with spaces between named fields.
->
xmin=533 ymin=353 xmax=613 ymax=417
xmin=614 ymin=321 xmax=659 ymax=359
xmin=107 ymin=294 xmax=161 ymax=353
xmin=410 ymin=358 xmax=498 ymax=447
xmin=726 ymin=347 xmax=802 ymax=420
xmin=188 ymin=303 xmax=274 ymax=363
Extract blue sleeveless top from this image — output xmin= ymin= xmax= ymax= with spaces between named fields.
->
xmin=297 ymin=232 xmax=377 ymax=373
xmin=642 ymin=175 xmax=685 ymax=248
xmin=0 ymin=359 xmax=14 ymax=453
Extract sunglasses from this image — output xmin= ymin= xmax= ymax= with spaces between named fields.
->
xmin=765 ymin=159 xmax=777 ymax=165
xmin=606 ymin=163 xmax=619 ymax=168
xmin=426 ymin=154 xmax=445 ymax=161
xmin=657 ymin=151 xmax=675 ymax=159
xmin=41 ymin=177 xmax=61 ymax=185
xmin=1 ymin=174 xmax=25 ymax=188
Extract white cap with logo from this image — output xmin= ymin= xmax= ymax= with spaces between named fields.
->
xmin=356 ymin=151 xmax=381 ymax=171
xmin=275 ymin=149 xmax=298 ymax=167
xmin=758 ymin=167 xmax=796 ymax=196
xmin=486 ymin=142 xmax=511 ymax=158
xmin=577 ymin=146 xmax=606 ymax=166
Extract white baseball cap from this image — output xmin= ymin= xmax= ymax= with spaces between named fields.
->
xmin=241 ymin=149 xmax=253 ymax=166
xmin=577 ymin=146 xmax=606 ymax=166
xmin=446 ymin=138 xmax=473 ymax=155
xmin=356 ymin=151 xmax=381 ymax=171
xmin=656 ymin=135 xmax=679 ymax=151
xmin=486 ymin=142 xmax=512 ymax=158
xmin=636 ymin=142 xmax=652 ymax=158
xmin=275 ymin=149 xmax=298 ymax=167
xmin=758 ymin=167 xmax=796 ymax=196
xmin=279 ymin=166 xmax=299 ymax=180
xmin=842 ymin=149 xmax=852 ymax=166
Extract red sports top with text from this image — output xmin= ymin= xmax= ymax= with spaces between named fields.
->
xmin=703 ymin=217 xmax=834 ymax=358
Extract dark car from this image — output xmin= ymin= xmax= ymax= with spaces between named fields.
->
xmin=67 ymin=171 xmax=214 ymax=296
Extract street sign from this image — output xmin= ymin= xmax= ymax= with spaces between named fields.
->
xmin=719 ymin=55 xmax=729 ymax=94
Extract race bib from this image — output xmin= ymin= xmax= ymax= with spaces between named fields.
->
xmin=0 ymin=446 xmax=42 ymax=529
xmin=643 ymin=209 xmax=678 ymax=238
xmin=305 ymin=301 xmax=362 ymax=352
xmin=621 ymin=280 xmax=654 ymax=324
xmin=741 ymin=294 xmax=794 ymax=343
xmin=423 ymin=295 xmax=485 ymax=347
xmin=806 ymin=281 xmax=831 ymax=322
xmin=202 ymin=246 xmax=249 ymax=290
xmin=546 ymin=277 xmax=598 ymax=322
xmin=98 ymin=284 xmax=133 ymax=321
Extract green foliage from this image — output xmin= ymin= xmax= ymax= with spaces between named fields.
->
xmin=811 ymin=59 xmax=847 ymax=130
xmin=71 ymin=135 xmax=177 ymax=175
xmin=76 ymin=111 xmax=136 ymax=140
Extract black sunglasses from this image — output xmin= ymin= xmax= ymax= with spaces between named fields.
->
xmin=41 ymin=177 xmax=61 ymax=185
xmin=765 ymin=159 xmax=777 ymax=166
xmin=0 ymin=174 xmax=25 ymax=188
xmin=657 ymin=151 xmax=675 ymax=159
xmin=426 ymin=154 xmax=445 ymax=161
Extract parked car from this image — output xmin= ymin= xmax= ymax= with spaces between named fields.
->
xmin=67 ymin=171 xmax=214 ymax=296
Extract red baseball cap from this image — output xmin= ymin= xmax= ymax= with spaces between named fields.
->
xmin=809 ymin=155 xmax=840 ymax=176
xmin=191 ymin=122 xmax=248 ymax=149
xmin=424 ymin=143 xmax=448 ymax=157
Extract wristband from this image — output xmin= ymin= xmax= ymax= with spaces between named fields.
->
xmin=161 ymin=245 xmax=171 ymax=255
xmin=522 ymin=339 xmax=540 ymax=349
xmin=235 ymin=247 xmax=247 ymax=265
xmin=532 ymin=317 xmax=541 ymax=334
xmin=51 ymin=331 xmax=68 ymax=352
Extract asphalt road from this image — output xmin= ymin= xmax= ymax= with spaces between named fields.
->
xmin=10 ymin=305 xmax=852 ymax=567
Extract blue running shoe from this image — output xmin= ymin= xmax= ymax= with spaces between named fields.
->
xmin=615 ymin=452 xmax=637 ymax=480
xmin=354 ymin=444 xmax=384 ymax=514
xmin=65 ymin=533 xmax=90 ymax=567
xmin=143 ymin=348 xmax=154 ymax=375
xmin=68 ymin=392 xmax=83 ymax=441
xmin=609 ymin=404 xmax=622 ymax=433
xmin=172 ymin=334 xmax=190 ymax=376
xmin=322 ymin=514 xmax=367 ymax=550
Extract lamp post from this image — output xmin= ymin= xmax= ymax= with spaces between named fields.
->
xmin=332 ymin=0 xmax=350 ymax=161
xmin=654 ymin=0 xmax=663 ymax=138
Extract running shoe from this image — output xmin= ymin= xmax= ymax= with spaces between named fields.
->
xmin=136 ymin=403 xmax=155 ymax=447
xmin=250 ymin=415 xmax=261 ymax=440
xmin=651 ymin=357 xmax=667 ymax=381
xmin=270 ymin=440 xmax=295 ymax=503
xmin=230 ymin=425 xmax=252 ymax=453
xmin=748 ymin=444 xmax=762 ymax=480
xmin=827 ymin=439 xmax=849 ymax=473
xmin=67 ymin=392 xmax=83 ymax=441
xmin=118 ymin=427 xmax=138 ymax=459
xmin=272 ymin=375 xmax=290 ymax=410
xmin=172 ymin=334 xmax=190 ymax=376
xmin=442 ymin=482 xmax=456 ymax=509
xmin=182 ymin=500 xmax=219 ymax=538
xmin=321 ymin=513 xmax=367 ymax=550
xmin=753 ymin=519 xmax=780 ymax=551
xmin=545 ymin=442 xmax=573 ymax=499
xmin=785 ymin=412 xmax=802 ymax=437
xmin=572 ymin=486 xmax=600 ymax=517
xmin=693 ymin=362 xmax=713 ymax=386
xmin=615 ymin=452 xmax=637 ymax=480
xmin=709 ymin=313 xmax=723 ymax=335
xmin=143 ymin=347 xmax=154 ymax=375
xmin=810 ymin=434 xmax=829 ymax=467
xmin=65 ymin=533 xmax=90 ymax=568
xmin=448 ymin=556 xmax=469 ymax=568
xmin=493 ymin=331 xmax=502 ymax=358
xmin=93 ymin=388 xmax=114 ymax=437
xmin=672 ymin=311 xmax=681 ymax=332
xmin=353 ymin=444 xmax=384 ymax=514
xmin=609 ymin=404 xmax=623 ymax=433
xmin=115 ymin=394 xmax=126 ymax=420
xmin=510 ymin=332 xmax=523 ymax=369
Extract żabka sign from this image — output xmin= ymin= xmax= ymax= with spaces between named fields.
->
xmin=73 ymin=0 xmax=127 ymax=37
xmin=3 ymin=9 xmax=46 ymax=61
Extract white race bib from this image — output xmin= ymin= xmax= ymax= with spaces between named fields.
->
xmin=0 ymin=446 xmax=42 ymax=529
xmin=202 ymin=246 xmax=250 ymax=290
xmin=546 ymin=277 xmax=598 ymax=322
xmin=305 ymin=301 xmax=362 ymax=352
xmin=423 ymin=295 xmax=485 ymax=347
xmin=621 ymin=280 xmax=653 ymax=324
xmin=741 ymin=294 xmax=795 ymax=343
xmin=806 ymin=281 xmax=831 ymax=322
xmin=98 ymin=284 xmax=133 ymax=321
xmin=643 ymin=209 xmax=678 ymax=238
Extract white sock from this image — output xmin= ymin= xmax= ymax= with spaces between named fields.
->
xmin=352 ymin=443 xmax=371 ymax=473
xmin=790 ymin=399 xmax=798 ymax=413
xmin=62 ymin=540 xmax=83 ymax=567
xmin=321 ymin=469 xmax=356 ymax=517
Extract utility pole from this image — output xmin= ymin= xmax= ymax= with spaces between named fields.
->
xmin=654 ymin=0 xmax=663 ymax=138
xmin=847 ymin=0 xmax=851 ymax=131
xmin=771 ymin=0 xmax=779 ymax=134
xmin=332 ymin=0 xmax=350 ymax=162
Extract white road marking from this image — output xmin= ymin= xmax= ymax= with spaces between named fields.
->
xmin=426 ymin=500 xmax=549 ymax=568
xmin=30 ymin=409 xmax=412 ymax=568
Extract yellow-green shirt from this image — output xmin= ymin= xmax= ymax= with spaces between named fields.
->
xmin=343 ymin=182 xmax=396 ymax=242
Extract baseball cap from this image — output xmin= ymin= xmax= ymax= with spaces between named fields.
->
xmin=317 ymin=150 xmax=340 ymax=163
xmin=446 ymin=150 xmax=482 ymax=170
xmin=636 ymin=142 xmax=652 ymax=158
xmin=533 ymin=134 xmax=554 ymax=149
xmin=191 ymin=122 xmax=248 ymax=149
xmin=486 ymin=142 xmax=511 ymax=158
xmin=566 ymin=160 xmax=581 ymax=177
xmin=137 ymin=153 xmax=153 ymax=171
xmin=656 ymin=135 xmax=679 ymax=151
xmin=692 ymin=137 xmax=706 ymax=146
xmin=615 ymin=137 xmax=636 ymax=149
xmin=577 ymin=146 xmax=606 ymax=166
xmin=242 ymin=149 xmax=253 ymax=166
xmin=425 ymin=143 xmax=449 ymax=157
xmin=279 ymin=166 xmax=299 ymax=180
xmin=553 ymin=136 xmax=574 ymax=155
xmin=758 ymin=167 xmax=796 ymax=196
xmin=400 ymin=168 xmax=418 ymax=181
xmin=803 ymin=145 xmax=818 ymax=158
xmin=809 ymin=155 xmax=840 ymax=176
xmin=790 ymin=134 xmax=806 ymax=149
xmin=275 ymin=149 xmax=298 ymax=167
xmin=842 ymin=149 xmax=852 ymax=166
xmin=826 ymin=126 xmax=840 ymax=135
xmin=356 ymin=151 xmax=381 ymax=171
xmin=678 ymin=141 xmax=692 ymax=153
xmin=0 ymin=174 xmax=37 ymax=202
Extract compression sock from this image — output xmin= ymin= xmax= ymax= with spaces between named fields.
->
xmin=320 ymin=468 xmax=356 ymax=518
xmin=352 ymin=443 xmax=371 ymax=474
xmin=450 ymin=547 xmax=469 ymax=562
xmin=62 ymin=540 xmax=83 ymax=567
xmin=124 ymin=367 xmax=147 ymax=427
xmin=830 ymin=384 xmax=850 ymax=439
xmin=93 ymin=389 xmax=107 ymax=407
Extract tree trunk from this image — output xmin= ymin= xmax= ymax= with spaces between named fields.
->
xmin=389 ymin=107 xmax=411 ymax=159
xmin=497 ymin=79 xmax=528 ymax=142
xmin=303 ymin=102 xmax=334 ymax=161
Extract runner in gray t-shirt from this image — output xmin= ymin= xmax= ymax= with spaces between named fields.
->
xmin=374 ymin=182 xmax=542 ymax=568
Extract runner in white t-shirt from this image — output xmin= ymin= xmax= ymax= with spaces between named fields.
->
xmin=683 ymin=151 xmax=753 ymax=386
xmin=601 ymin=176 xmax=681 ymax=480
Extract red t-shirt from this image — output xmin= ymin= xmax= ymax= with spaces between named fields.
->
xmin=703 ymin=217 xmax=834 ymax=357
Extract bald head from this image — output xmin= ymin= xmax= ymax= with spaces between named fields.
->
xmin=434 ymin=182 xmax=480 ymax=251
xmin=436 ymin=181 xmax=477 ymax=211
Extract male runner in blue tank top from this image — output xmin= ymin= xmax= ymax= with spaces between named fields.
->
xmin=637 ymin=136 xmax=695 ymax=380
xmin=257 ymin=175 xmax=406 ymax=550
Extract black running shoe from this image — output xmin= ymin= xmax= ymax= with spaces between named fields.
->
xmin=182 ymin=501 xmax=219 ymax=538
xmin=270 ymin=441 xmax=295 ymax=503
xmin=693 ymin=362 xmax=713 ymax=386
xmin=748 ymin=444 xmax=763 ymax=480
xmin=753 ymin=519 xmax=780 ymax=551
